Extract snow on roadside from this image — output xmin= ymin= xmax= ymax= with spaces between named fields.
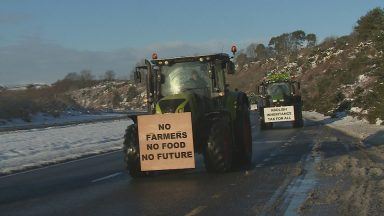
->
xmin=303 ymin=111 xmax=383 ymax=141
xmin=0 ymin=119 xmax=132 ymax=175
xmin=0 ymin=112 xmax=127 ymax=131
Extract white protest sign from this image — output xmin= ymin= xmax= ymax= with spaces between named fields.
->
xmin=264 ymin=106 xmax=295 ymax=123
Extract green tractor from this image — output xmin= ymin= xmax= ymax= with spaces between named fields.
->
xmin=257 ymin=72 xmax=303 ymax=130
xmin=124 ymin=49 xmax=252 ymax=177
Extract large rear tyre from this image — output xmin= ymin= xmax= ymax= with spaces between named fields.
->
xmin=260 ymin=120 xmax=272 ymax=130
xmin=260 ymin=120 xmax=267 ymax=130
xmin=293 ymin=118 xmax=304 ymax=128
xmin=234 ymin=103 xmax=252 ymax=166
xmin=293 ymin=104 xmax=304 ymax=128
xmin=204 ymin=118 xmax=233 ymax=172
xmin=123 ymin=124 xmax=148 ymax=178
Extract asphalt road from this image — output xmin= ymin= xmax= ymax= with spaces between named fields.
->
xmin=0 ymin=112 xmax=352 ymax=216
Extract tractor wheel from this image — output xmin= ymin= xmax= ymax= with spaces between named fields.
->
xmin=260 ymin=120 xmax=267 ymax=130
xmin=293 ymin=104 xmax=304 ymax=128
xmin=123 ymin=124 xmax=148 ymax=177
xmin=260 ymin=121 xmax=273 ymax=130
xmin=234 ymin=103 xmax=252 ymax=166
xmin=293 ymin=118 xmax=304 ymax=128
xmin=204 ymin=118 xmax=233 ymax=172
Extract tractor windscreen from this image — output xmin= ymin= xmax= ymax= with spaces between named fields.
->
xmin=266 ymin=82 xmax=291 ymax=99
xmin=160 ymin=62 xmax=211 ymax=97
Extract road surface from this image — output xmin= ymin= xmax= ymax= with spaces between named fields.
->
xmin=0 ymin=111 xmax=365 ymax=215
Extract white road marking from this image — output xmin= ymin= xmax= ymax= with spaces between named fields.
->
xmin=255 ymin=177 xmax=293 ymax=215
xmin=256 ymin=164 xmax=264 ymax=168
xmin=91 ymin=172 xmax=122 ymax=183
xmin=185 ymin=205 xmax=207 ymax=216
xmin=263 ymin=158 xmax=271 ymax=162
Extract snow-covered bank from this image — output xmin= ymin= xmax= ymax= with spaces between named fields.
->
xmin=0 ymin=112 xmax=128 ymax=131
xmin=303 ymin=111 xmax=384 ymax=144
xmin=0 ymin=119 xmax=132 ymax=175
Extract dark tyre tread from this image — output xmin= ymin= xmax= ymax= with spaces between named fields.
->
xmin=204 ymin=118 xmax=233 ymax=172
xmin=234 ymin=103 xmax=252 ymax=166
xmin=260 ymin=121 xmax=267 ymax=130
xmin=123 ymin=124 xmax=148 ymax=177
xmin=293 ymin=104 xmax=304 ymax=128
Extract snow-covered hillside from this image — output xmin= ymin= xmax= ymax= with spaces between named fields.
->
xmin=69 ymin=81 xmax=146 ymax=111
xmin=0 ymin=112 xmax=126 ymax=131
xmin=229 ymin=37 xmax=383 ymax=124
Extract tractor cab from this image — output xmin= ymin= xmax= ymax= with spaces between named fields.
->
xmin=135 ymin=53 xmax=235 ymax=114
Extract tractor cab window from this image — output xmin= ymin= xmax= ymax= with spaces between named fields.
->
xmin=266 ymin=82 xmax=291 ymax=99
xmin=214 ymin=60 xmax=225 ymax=92
xmin=160 ymin=62 xmax=211 ymax=97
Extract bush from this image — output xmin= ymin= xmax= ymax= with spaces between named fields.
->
xmin=0 ymin=87 xmax=78 ymax=121
xmin=126 ymin=86 xmax=139 ymax=102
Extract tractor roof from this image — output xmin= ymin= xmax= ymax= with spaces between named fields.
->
xmin=151 ymin=53 xmax=230 ymax=65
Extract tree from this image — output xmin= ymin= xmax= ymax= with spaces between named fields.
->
xmin=354 ymin=7 xmax=384 ymax=40
xmin=245 ymin=43 xmax=258 ymax=59
xmin=80 ymin=70 xmax=94 ymax=81
xmin=234 ymin=53 xmax=249 ymax=70
xmin=63 ymin=72 xmax=81 ymax=81
xmin=306 ymin=33 xmax=317 ymax=47
xmin=104 ymin=70 xmax=115 ymax=81
xmin=291 ymin=30 xmax=306 ymax=50
xmin=255 ymin=43 xmax=268 ymax=60
xmin=268 ymin=30 xmax=316 ymax=57
xmin=268 ymin=33 xmax=291 ymax=56
xmin=245 ymin=43 xmax=269 ymax=60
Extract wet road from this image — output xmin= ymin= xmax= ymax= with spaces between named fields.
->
xmin=0 ymin=112 xmax=349 ymax=215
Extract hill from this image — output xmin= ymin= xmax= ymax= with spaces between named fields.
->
xmin=228 ymin=7 xmax=384 ymax=124
xmin=0 ymin=79 xmax=144 ymax=123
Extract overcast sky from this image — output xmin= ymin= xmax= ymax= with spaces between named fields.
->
xmin=0 ymin=0 xmax=383 ymax=85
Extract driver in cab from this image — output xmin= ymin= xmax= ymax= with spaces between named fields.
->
xmin=190 ymin=70 xmax=207 ymax=88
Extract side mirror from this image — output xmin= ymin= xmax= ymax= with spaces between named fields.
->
xmin=209 ymin=64 xmax=217 ymax=87
xmin=226 ymin=62 xmax=235 ymax=74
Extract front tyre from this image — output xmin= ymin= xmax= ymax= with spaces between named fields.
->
xmin=123 ymin=124 xmax=148 ymax=177
xmin=204 ymin=118 xmax=233 ymax=172
xmin=293 ymin=104 xmax=304 ymax=128
xmin=234 ymin=103 xmax=252 ymax=166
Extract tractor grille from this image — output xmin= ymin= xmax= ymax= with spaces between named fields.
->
xmin=159 ymin=99 xmax=185 ymax=113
